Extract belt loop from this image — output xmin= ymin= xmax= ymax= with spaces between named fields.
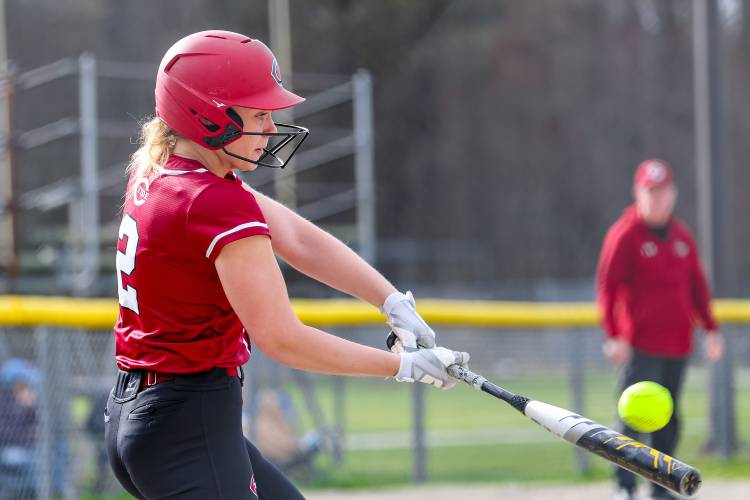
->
xmin=147 ymin=371 xmax=157 ymax=387
xmin=238 ymin=365 xmax=245 ymax=387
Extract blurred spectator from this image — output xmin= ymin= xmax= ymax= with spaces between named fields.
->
xmin=0 ymin=358 xmax=40 ymax=499
xmin=249 ymin=389 xmax=322 ymax=481
xmin=596 ymin=159 xmax=723 ymax=500
xmin=85 ymin=389 xmax=110 ymax=495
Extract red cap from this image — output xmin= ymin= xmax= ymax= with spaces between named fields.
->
xmin=634 ymin=159 xmax=673 ymax=188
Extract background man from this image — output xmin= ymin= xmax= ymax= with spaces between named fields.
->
xmin=596 ymin=159 xmax=724 ymax=500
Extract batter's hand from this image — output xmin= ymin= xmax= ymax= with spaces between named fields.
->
xmin=603 ymin=338 xmax=631 ymax=366
xmin=395 ymin=347 xmax=470 ymax=390
xmin=705 ymin=332 xmax=724 ymax=363
xmin=381 ymin=291 xmax=436 ymax=350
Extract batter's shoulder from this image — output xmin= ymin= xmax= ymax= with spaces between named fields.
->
xmin=189 ymin=178 xmax=256 ymax=213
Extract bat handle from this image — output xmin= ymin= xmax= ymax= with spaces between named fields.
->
xmin=446 ymin=365 xmax=487 ymax=390
xmin=448 ymin=365 xmax=526 ymax=411
xmin=385 ymin=331 xmax=399 ymax=351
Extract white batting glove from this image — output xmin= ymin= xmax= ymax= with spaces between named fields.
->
xmin=395 ymin=347 xmax=470 ymax=390
xmin=381 ymin=291 xmax=436 ymax=350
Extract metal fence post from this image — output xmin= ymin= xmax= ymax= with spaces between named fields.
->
xmin=693 ymin=0 xmax=738 ymax=457
xmin=352 ymin=69 xmax=376 ymax=265
xmin=332 ymin=375 xmax=345 ymax=463
xmin=710 ymin=329 xmax=736 ymax=457
xmin=76 ymin=52 xmax=99 ymax=296
xmin=35 ymin=326 xmax=53 ymax=499
xmin=412 ymin=382 xmax=426 ymax=482
xmin=569 ymin=329 xmax=589 ymax=473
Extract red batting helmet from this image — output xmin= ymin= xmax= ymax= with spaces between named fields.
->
xmin=155 ymin=30 xmax=308 ymax=168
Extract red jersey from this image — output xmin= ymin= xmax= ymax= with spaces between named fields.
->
xmin=596 ymin=205 xmax=718 ymax=358
xmin=113 ymin=155 xmax=271 ymax=373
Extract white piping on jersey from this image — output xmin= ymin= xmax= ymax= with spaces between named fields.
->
xmin=241 ymin=335 xmax=251 ymax=356
xmin=161 ymin=168 xmax=209 ymax=175
xmin=205 ymin=221 xmax=269 ymax=259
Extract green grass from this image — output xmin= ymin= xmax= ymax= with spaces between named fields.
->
xmin=81 ymin=367 xmax=750 ymax=497
xmin=278 ymin=367 xmax=750 ymax=489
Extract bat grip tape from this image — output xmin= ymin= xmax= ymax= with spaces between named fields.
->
xmin=447 ymin=365 xmax=486 ymax=390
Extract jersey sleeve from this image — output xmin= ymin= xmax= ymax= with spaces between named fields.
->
xmin=596 ymin=224 xmax=633 ymax=339
xmin=187 ymin=181 xmax=271 ymax=262
xmin=688 ymin=236 xmax=719 ymax=332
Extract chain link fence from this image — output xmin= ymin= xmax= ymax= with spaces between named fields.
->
xmin=1 ymin=323 xmax=748 ymax=498
xmin=0 ymin=328 xmax=114 ymax=499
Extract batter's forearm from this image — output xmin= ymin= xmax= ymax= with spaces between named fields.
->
xmin=261 ymin=323 xmax=400 ymax=377
xmin=251 ymin=186 xmax=396 ymax=307
xmin=285 ymin=224 xmax=396 ymax=307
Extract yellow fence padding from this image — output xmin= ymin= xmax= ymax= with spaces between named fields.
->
xmin=0 ymin=296 xmax=119 ymax=328
xmin=0 ymin=295 xmax=748 ymax=329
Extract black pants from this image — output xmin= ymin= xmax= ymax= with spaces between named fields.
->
xmin=105 ymin=368 xmax=305 ymax=500
xmin=615 ymin=350 xmax=687 ymax=496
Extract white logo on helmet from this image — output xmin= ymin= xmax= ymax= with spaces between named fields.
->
xmin=641 ymin=241 xmax=658 ymax=258
xmin=211 ymin=99 xmax=226 ymax=108
xmin=271 ymin=59 xmax=283 ymax=86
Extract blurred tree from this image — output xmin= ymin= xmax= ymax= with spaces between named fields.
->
xmin=5 ymin=0 xmax=750 ymax=296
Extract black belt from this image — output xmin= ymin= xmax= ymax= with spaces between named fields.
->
xmin=139 ymin=366 xmax=241 ymax=390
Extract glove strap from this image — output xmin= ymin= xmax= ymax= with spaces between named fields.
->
xmin=395 ymin=352 xmax=414 ymax=382
xmin=380 ymin=290 xmax=413 ymax=315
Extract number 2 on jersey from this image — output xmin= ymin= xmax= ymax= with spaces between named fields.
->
xmin=116 ymin=214 xmax=140 ymax=314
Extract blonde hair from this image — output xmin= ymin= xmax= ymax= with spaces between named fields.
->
xmin=127 ymin=117 xmax=179 ymax=177
xmin=125 ymin=117 xmax=178 ymax=201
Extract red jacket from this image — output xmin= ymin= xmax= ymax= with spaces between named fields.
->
xmin=596 ymin=205 xmax=718 ymax=358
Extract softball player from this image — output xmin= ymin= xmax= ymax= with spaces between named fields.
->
xmin=106 ymin=30 xmax=469 ymax=500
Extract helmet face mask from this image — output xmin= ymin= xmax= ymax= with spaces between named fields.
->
xmin=219 ymin=122 xmax=309 ymax=169
xmin=155 ymin=30 xmax=308 ymax=168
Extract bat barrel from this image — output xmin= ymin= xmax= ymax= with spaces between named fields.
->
xmin=575 ymin=427 xmax=701 ymax=496
xmin=429 ymin=350 xmax=701 ymax=496
xmin=678 ymin=468 xmax=702 ymax=496
xmin=520 ymin=400 xmax=704 ymax=497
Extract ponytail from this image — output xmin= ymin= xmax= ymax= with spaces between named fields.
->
xmin=127 ymin=117 xmax=178 ymax=177
xmin=125 ymin=117 xmax=178 ymax=201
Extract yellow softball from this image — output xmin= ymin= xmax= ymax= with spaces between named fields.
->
xmin=618 ymin=381 xmax=673 ymax=433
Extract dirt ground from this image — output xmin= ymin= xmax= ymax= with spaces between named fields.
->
xmin=307 ymin=480 xmax=750 ymax=500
